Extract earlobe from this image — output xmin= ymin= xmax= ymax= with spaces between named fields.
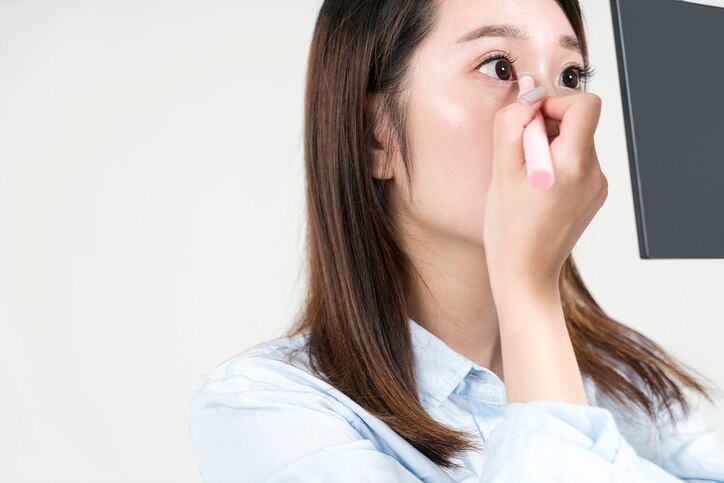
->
xmin=368 ymin=125 xmax=395 ymax=180
xmin=365 ymin=93 xmax=396 ymax=180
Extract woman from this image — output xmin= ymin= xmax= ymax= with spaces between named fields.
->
xmin=188 ymin=0 xmax=724 ymax=481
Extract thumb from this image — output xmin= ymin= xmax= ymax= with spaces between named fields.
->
xmin=492 ymin=85 xmax=548 ymax=176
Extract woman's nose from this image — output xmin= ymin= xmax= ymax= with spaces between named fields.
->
xmin=518 ymin=71 xmax=561 ymax=138
xmin=518 ymin=71 xmax=557 ymax=97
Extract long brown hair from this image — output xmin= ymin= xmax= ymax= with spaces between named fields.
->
xmin=283 ymin=0 xmax=720 ymax=470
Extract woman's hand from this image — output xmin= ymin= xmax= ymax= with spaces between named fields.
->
xmin=483 ymin=91 xmax=608 ymax=301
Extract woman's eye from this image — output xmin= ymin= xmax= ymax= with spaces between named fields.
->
xmin=477 ymin=54 xmax=592 ymax=90
xmin=477 ymin=56 xmax=515 ymax=82
xmin=560 ymin=66 xmax=584 ymax=89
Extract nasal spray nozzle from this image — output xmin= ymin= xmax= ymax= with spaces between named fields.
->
xmin=516 ymin=73 xmax=555 ymax=190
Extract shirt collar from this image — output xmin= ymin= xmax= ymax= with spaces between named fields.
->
xmin=408 ymin=316 xmax=482 ymax=410
xmin=408 ymin=317 xmax=595 ymax=410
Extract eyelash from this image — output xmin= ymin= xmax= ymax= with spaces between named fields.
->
xmin=474 ymin=51 xmax=596 ymax=89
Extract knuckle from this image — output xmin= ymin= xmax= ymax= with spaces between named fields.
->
xmin=596 ymin=172 xmax=609 ymax=202
xmin=584 ymin=92 xmax=603 ymax=110
xmin=597 ymin=166 xmax=608 ymax=184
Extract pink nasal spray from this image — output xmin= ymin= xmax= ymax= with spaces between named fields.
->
xmin=517 ymin=74 xmax=555 ymax=190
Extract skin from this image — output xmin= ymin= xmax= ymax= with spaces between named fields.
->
xmin=367 ymin=0 xmax=607 ymax=404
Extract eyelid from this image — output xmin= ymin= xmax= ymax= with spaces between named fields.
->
xmin=472 ymin=50 xmax=517 ymax=72
xmin=474 ymin=51 xmax=594 ymax=88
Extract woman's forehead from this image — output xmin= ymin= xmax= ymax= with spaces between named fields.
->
xmin=433 ymin=0 xmax=577 ymax=46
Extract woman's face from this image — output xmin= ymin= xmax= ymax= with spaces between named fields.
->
xmin=387 ymin=0 xmax=589 ymax=248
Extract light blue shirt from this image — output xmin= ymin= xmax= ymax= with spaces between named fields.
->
xmin=188 ymin=317 xmax=724 ymax=482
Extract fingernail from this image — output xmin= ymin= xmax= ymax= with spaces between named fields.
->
xmin=519 ymin=85 xmax=548 ymax=105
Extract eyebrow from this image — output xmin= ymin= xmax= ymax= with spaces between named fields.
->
xmin=456 ymin=24 xmax=581 ymax=54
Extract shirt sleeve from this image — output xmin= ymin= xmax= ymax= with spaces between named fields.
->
xmin=653 ymin=396 xmax=724 ymax=482
xmin=188 ymin=371 xmax=426 ymax=483
xmin=478 ymin=400 xmax=695 ymax=482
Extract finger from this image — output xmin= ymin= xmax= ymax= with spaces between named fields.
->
xmin=538 ymin=92 xmax=581 ymax=121
xmin=544 ymin=117 xmax=560 ymax=139
xmin=493 ymin=95 xmax=547 ymax=175
xmin=540 ymin=92 xmax=602 ymax=155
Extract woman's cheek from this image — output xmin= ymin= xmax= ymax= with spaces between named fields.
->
xmin=455 ymin=93 xmax=504 ymax=177
xmin=472 ymin=83 xmax=520 ymax=170
xmin=402 ymin=82 xmax=519 ymax=243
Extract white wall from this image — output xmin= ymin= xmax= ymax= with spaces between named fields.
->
xmin=0 ymin=1 xmax=721 ymax=482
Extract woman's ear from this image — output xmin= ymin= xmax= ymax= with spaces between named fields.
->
xmin=365 ymin=93 xmax=396 ymax=180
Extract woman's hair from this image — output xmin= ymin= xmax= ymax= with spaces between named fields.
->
xmin=283 ymin=0 xmax=720 ymax=470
